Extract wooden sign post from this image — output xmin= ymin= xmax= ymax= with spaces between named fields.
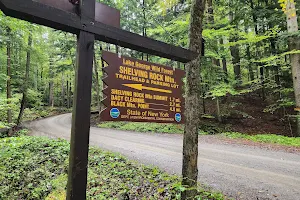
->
xmin=67 ymin=0 xmax=95 ymax=198
xmin=0 ymin=0 xmax=197 ymax=199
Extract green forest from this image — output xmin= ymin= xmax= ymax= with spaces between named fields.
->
xmin=1 ymin=0 xmax=300 ymax=137
xmin=1 ymin=0 xmax=300 ymax=200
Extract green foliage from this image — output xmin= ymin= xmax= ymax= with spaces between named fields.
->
xmin=0 ymin=121 xmax=7 ymax=129
xmin=98 ymin=121 xmax=232 ymax=136
xmin=0 ymin=137 xmax=69 ymax=199
xmin=98 ymin=122 xmax=184 ymax=134
xmin=0 ymin=136 xmax=225 ymax=200
xmin=206 ymin=83 xmax=238 ymax=98
xmin=14 ymin=128 xmax=30 ymax=137
xmin=0 ymin=95 xmax=21 ymax=123
xmin=223 ymin=132 xmax=300 ymax=147
xmin=26 ymin=89 xmax=44 ymax=108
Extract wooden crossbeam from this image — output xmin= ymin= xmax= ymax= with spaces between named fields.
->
xmin=0 ymin=0 xmax=197 ymax=63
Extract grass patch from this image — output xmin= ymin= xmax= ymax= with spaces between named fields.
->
xmin=98 ymin=121 xmax=184 ymax=134
xmin=98 ymin=122 xmax=300 ymax=147
xmin=223 ymin=132 xmax=300 ymax=147
xmin=0 ymin=136 xmax=224 ymax=200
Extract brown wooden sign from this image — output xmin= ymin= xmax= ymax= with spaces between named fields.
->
xmin=101 ymin=51 xmax=185 ymax=124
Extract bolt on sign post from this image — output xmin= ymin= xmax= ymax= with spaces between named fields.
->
xmin=0 ymin=0 xmax=197 ymax=199
xmin=101 ymin=51 xmax=185 ymax=124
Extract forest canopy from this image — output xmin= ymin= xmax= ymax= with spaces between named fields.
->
xmin=0 ymin=0 xmax=299 ymax=136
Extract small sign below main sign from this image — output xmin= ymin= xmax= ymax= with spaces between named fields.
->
xmin=101 ymin=51 xmax=185 ymax=124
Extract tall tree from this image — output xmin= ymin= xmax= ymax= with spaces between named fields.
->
xmin=182 ymin=0 xmax=205 ymax=199
xmin=229 ymin=8 xmax=241 ymax=85
xmin=284 ymin=0 xmax=300 ymax=136
xmin=6 ymin=27 xmax=12 ymax=126
xmin=17 ymin=30 xmax=33 ymax=125
xmin=49 ymin=57 xmax=54 ymax=107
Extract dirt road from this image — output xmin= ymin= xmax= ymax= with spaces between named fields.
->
xmin=26 ymin=113 xmax=300 ymax=200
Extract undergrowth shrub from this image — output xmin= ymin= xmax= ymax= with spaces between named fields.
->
xmin=0 ymin=136 xmax=224 ymax=200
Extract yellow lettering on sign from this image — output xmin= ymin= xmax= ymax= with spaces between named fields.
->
xmin=148 ymin=111 xmax=158 ymax=117
xmin=116 ymin=73 xmax=146 ymax=83
xmin=151 ymin=65 xmax=161 ymax=72
xmin=150 ymin=80 xmax=171 ymax=88
xmin=149 ymin=72 xmax=164 ymax=81
xmin=127 ymin=109 xmax=141 ymax=116
xmin=133 ymin=92 xmax=144 ymax=98
xmin=119 ymin=66 xmax=148 ymax=78
xmin=137 ymin=103 xmax=149 ymax=109
xmin=145 ymin=93 xmax=153 ymax=99
xmin=159 ymin=112 xmax=169 ymax=117
xmin=161 ymin=68 xmax=174 ymax=75
xmin=123 ymin=58 xmax=135 ymax=67
xmin=126 ymin=102 xmax=136 ymax=108
xmin=124 ymin=97 xmax=145 ymax=103
xmin=165 ymin=75 xmax=175 ymax=83
xmin=111 ymin=101 xmax=126 ymax=107
xmin=111 ymin=95 xmax=124 ymax=101
xmin=111 ymin=89 xmax=132 ymax=96
xmin=153 ymin=95 xmax=168 ymax=101
xmin=135 ymin=61 xmax=151 ymax=70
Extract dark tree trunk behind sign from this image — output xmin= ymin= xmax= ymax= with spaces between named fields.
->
xmin=181 ymin=0 xmax=205 ymax=199
xmin=6 ymin=27 xmax=12 ymax=126
xmin=17 ymin=31 xmax=32 ymax=125
xmin=207 ymin=0 xmax=220 ymax=67
xmin=219 ymin=38 xmax=228 ymax=82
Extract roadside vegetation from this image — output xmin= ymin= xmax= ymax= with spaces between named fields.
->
xmin=98 ymin=121 xmax=300 ymax=147
xmin=98 ymin=121 xmax=184 ymax=134
xmin=0 ymin=136 xmax=224 ymax=200
xmin=222 ymin=132 xmax=300 ymax=147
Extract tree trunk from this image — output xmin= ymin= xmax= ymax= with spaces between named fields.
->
xmin=219 ymin=38 xmax=228 ymax=82
xmin=229 ymin=9 xmax=241 ymax=84
xmin=286 ymin=0 xmax=300 ymax=137
xmin=34 ymin=65 xmax=38 ymax=91
xmin=216 ymin=97 xmax=222 ymax=122
xmin=231 ymin=44 xmax=241 ymax=84
xmin=61 ymin=72 xmax=65 ymax=107
xmin=245 ymin=27 xmax=255 ymax=81
xmin=99 ymin=44 xmax=105 ymax=118
xmin=259 ymin=66 xmax=266 ymax=101
xmin=181 ymin=0 xmax=205 ymax=199
xmin=207 ymin=0 xmax=220 ymax=67
xmin=17 ymin=32 xmax=33 ymax=125
xmin=69 ymin=75 xmax=73 ymax=108
xmin=49 ymin=58 xmax=54 ymax=107
xmin=141 ymin=0 xmax=149 ymax=61
xmin=67 ymin=74 xmax=70 ymax=109
xmin=6 ymin=27 xmax=12 ymax=126
xmin=94 ymin=50 xmax=100 ymax=112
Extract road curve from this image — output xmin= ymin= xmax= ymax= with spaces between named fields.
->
xmin=26 ymin=113 xmax=300 ymax=200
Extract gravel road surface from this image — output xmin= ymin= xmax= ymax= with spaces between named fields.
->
xmin=26 ymin=113 xmax=300 ymax=200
